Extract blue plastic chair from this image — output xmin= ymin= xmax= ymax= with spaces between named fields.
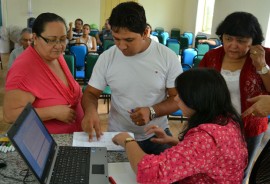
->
xmin=182 ymin=48 xmax=197 ymax=69
xmin=69 ymin=43 xmax=88 ymax=81
xmin=167 ymin=38 xmax=180 ymax=55
xmin=157 ymin=31 xmax=169 ymax=45
xmin=183 ymin=32 xmax=194 ymax=46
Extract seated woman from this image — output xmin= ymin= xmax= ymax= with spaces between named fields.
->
xmin=4 ymin=13 xmax=84 ymax=134
xmin=112 ymin=68 xmax=248 ymax=183
xmin=76 ymin=24 xmax=97 ymax=53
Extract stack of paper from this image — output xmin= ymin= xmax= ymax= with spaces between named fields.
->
xmin=72 ymin=132 xmax=134 ymax=151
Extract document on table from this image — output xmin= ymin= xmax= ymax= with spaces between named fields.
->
xmin=72 ymin=132 xmax=134 ymax=151
xmin=108 ymin=162 xmax=137 ymax=184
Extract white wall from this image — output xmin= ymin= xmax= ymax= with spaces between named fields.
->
xmin=211 ymin=0 xmax=270 ymax=45
xmin=2 ymin=0 xmax=270 ymax=45
xmin=2 ymin=0 xmax=101 ymax=29
xmin=139 ymin=0 xmax=184 ymax=32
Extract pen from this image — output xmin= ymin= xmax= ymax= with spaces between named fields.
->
xmin=109 ymin=176 xmax=116 ymax=184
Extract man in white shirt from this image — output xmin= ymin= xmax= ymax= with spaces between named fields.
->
xmin=81 ymin=1 xmax=182 ymax=155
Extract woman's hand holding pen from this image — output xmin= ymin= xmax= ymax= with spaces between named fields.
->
xmin=128 ymin=107 xmax=151 ymax=126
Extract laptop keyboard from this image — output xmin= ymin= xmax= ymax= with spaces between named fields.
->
xmin=50 ymin=146 xmax=91 ymax=184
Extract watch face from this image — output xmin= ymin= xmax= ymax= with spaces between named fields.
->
xmin=262 ymin=66 xmax=269 ymax=74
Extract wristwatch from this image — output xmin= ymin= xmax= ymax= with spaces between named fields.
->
xmin=124 ymin=137 xmax=136 ymax=147
xmin=257 ymin=64 xmax=270 ymax=75
xmin=149 ymin=106 xmax=157 ymax=120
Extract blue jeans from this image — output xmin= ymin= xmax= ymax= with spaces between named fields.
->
xmin=137 ymin=128 xmax=173 ymax=155
xmin=242 ymin=133 xmax=264 ymax=184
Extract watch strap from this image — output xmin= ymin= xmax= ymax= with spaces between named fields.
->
xmin=257 ymin=64 xmax=269 ymax=75
xmin=149 ymin=106 xmax=157 ymax=120
xmin=124 ymin=138 xmax=136 ymax=147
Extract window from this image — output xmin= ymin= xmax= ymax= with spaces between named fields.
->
xmin=195 ymin=0 xmax=215 ymax=35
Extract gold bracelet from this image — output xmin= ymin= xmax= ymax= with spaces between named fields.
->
xmin=124 ymin=137 xmax=136 ymax=147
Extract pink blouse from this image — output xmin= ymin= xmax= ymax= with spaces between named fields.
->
xmin=5 ymin=46 xmax=84 ymax=134
xmin=137 ymin=120 xmax=248 ymax=184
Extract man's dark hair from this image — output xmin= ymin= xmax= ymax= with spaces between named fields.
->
xmin=75 ymin=18 xmax=83 ymax=25
xmin=109 ymin=1 xmax=147 ymax=35
xmin=216 ymin=11 xmax=264 ymax=45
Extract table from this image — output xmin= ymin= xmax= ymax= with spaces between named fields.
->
xmin=0 ymin=134 xmax=128 ymax=184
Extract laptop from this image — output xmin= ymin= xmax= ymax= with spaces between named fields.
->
xmin=7 ymin=103 xmax=108 ymax=184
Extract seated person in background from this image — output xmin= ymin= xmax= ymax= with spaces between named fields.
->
xmin=4 ymin=12 xmax=84 ymax=134
xmin=146 ymin=23 xmax=159 ymax=42
xmin=198 ymin=38 xmax=222 ymax=49
xmin=95 ymin=19 xmax=113 ymax=51
xmin=8 ymin=28 xmax=33 ymax=69
xmin=242 ymin=95 xmax=270 ymax=117
xmin=67 ymin=18 xmax=83 ymax=44
xmin=113 ymin=68 xmax=248 ymax=183
xmin=76 ymin=24 xmax=97 ymax=52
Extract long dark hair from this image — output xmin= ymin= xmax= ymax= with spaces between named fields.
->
xmin=175 ymin=68 xmax=244 ymax=139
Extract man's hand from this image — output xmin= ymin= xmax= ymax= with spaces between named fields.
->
xmin=129 ymin=107 xmax=151 ymax=126
xmin=81 ymin=110 xmax=103 ymax=141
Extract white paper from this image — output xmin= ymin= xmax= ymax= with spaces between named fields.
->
xmin=108 ymin=162 xmax=137 ymax=184
xmin=72 ymin=132 xmax=134 ymax=151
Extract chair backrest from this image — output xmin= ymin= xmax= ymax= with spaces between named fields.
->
xmin=103 ymin=39 xmax=115 ymax=51
xmin=63 ymin=54 xmax=75 ymax=77
xmin=157 ymin=31 xmax=169 ymax=45
xmin=182 ymin=48 xmax=197 ymax=66
xmin=69 ymin=43 xmax=88 ymax=68
xmin=171 ymin=28 xmax=181 ymax=41
xmin=195 ymin=34 xmax=207 ymax=48
xmin=249 ymin=139 xmax=270 ymax=184
xmin=155 ymin=27 xmax=164 ymax=34
xmin=85 ymin=54 xmax=99 ymax=80
xmin=89 ymin=30 xmax=99 ymax=37
xmin=196 ymin=43 xmax=209 ymax=56
xmin=180 ymin=35 xmax=189 ymax=51
xmin=183 ymin=32 xmax=194 ymax=46
xmin=167 ymin=39 xmax=180 ymax=55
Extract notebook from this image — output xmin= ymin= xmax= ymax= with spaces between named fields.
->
xmin=7 ymin=103 xmax=108 ymax=184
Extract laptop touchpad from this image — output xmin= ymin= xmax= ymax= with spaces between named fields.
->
xmin=92 ymin=164 xmax=105 ymax=174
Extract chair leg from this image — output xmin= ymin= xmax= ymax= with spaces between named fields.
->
xmin=106 ymin=98 xmax=110 ymax=114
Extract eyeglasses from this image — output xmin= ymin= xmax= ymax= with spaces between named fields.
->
xmin=39 ymin=35 xmax=67 ymax=45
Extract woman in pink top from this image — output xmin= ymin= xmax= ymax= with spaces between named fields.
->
xmin=4 ymin=13 xmax=84 ymax=134
xmin=113 ymin=68 xmax=248 ymax=183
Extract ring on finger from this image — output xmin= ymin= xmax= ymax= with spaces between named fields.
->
xmin=251 ymin=112 xmax=255 ymax=116
xmin=253 ymin=50 xmax=257 ymax=55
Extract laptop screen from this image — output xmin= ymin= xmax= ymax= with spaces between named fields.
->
xmin=12 ymin=106 xmax=53 ymax=178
